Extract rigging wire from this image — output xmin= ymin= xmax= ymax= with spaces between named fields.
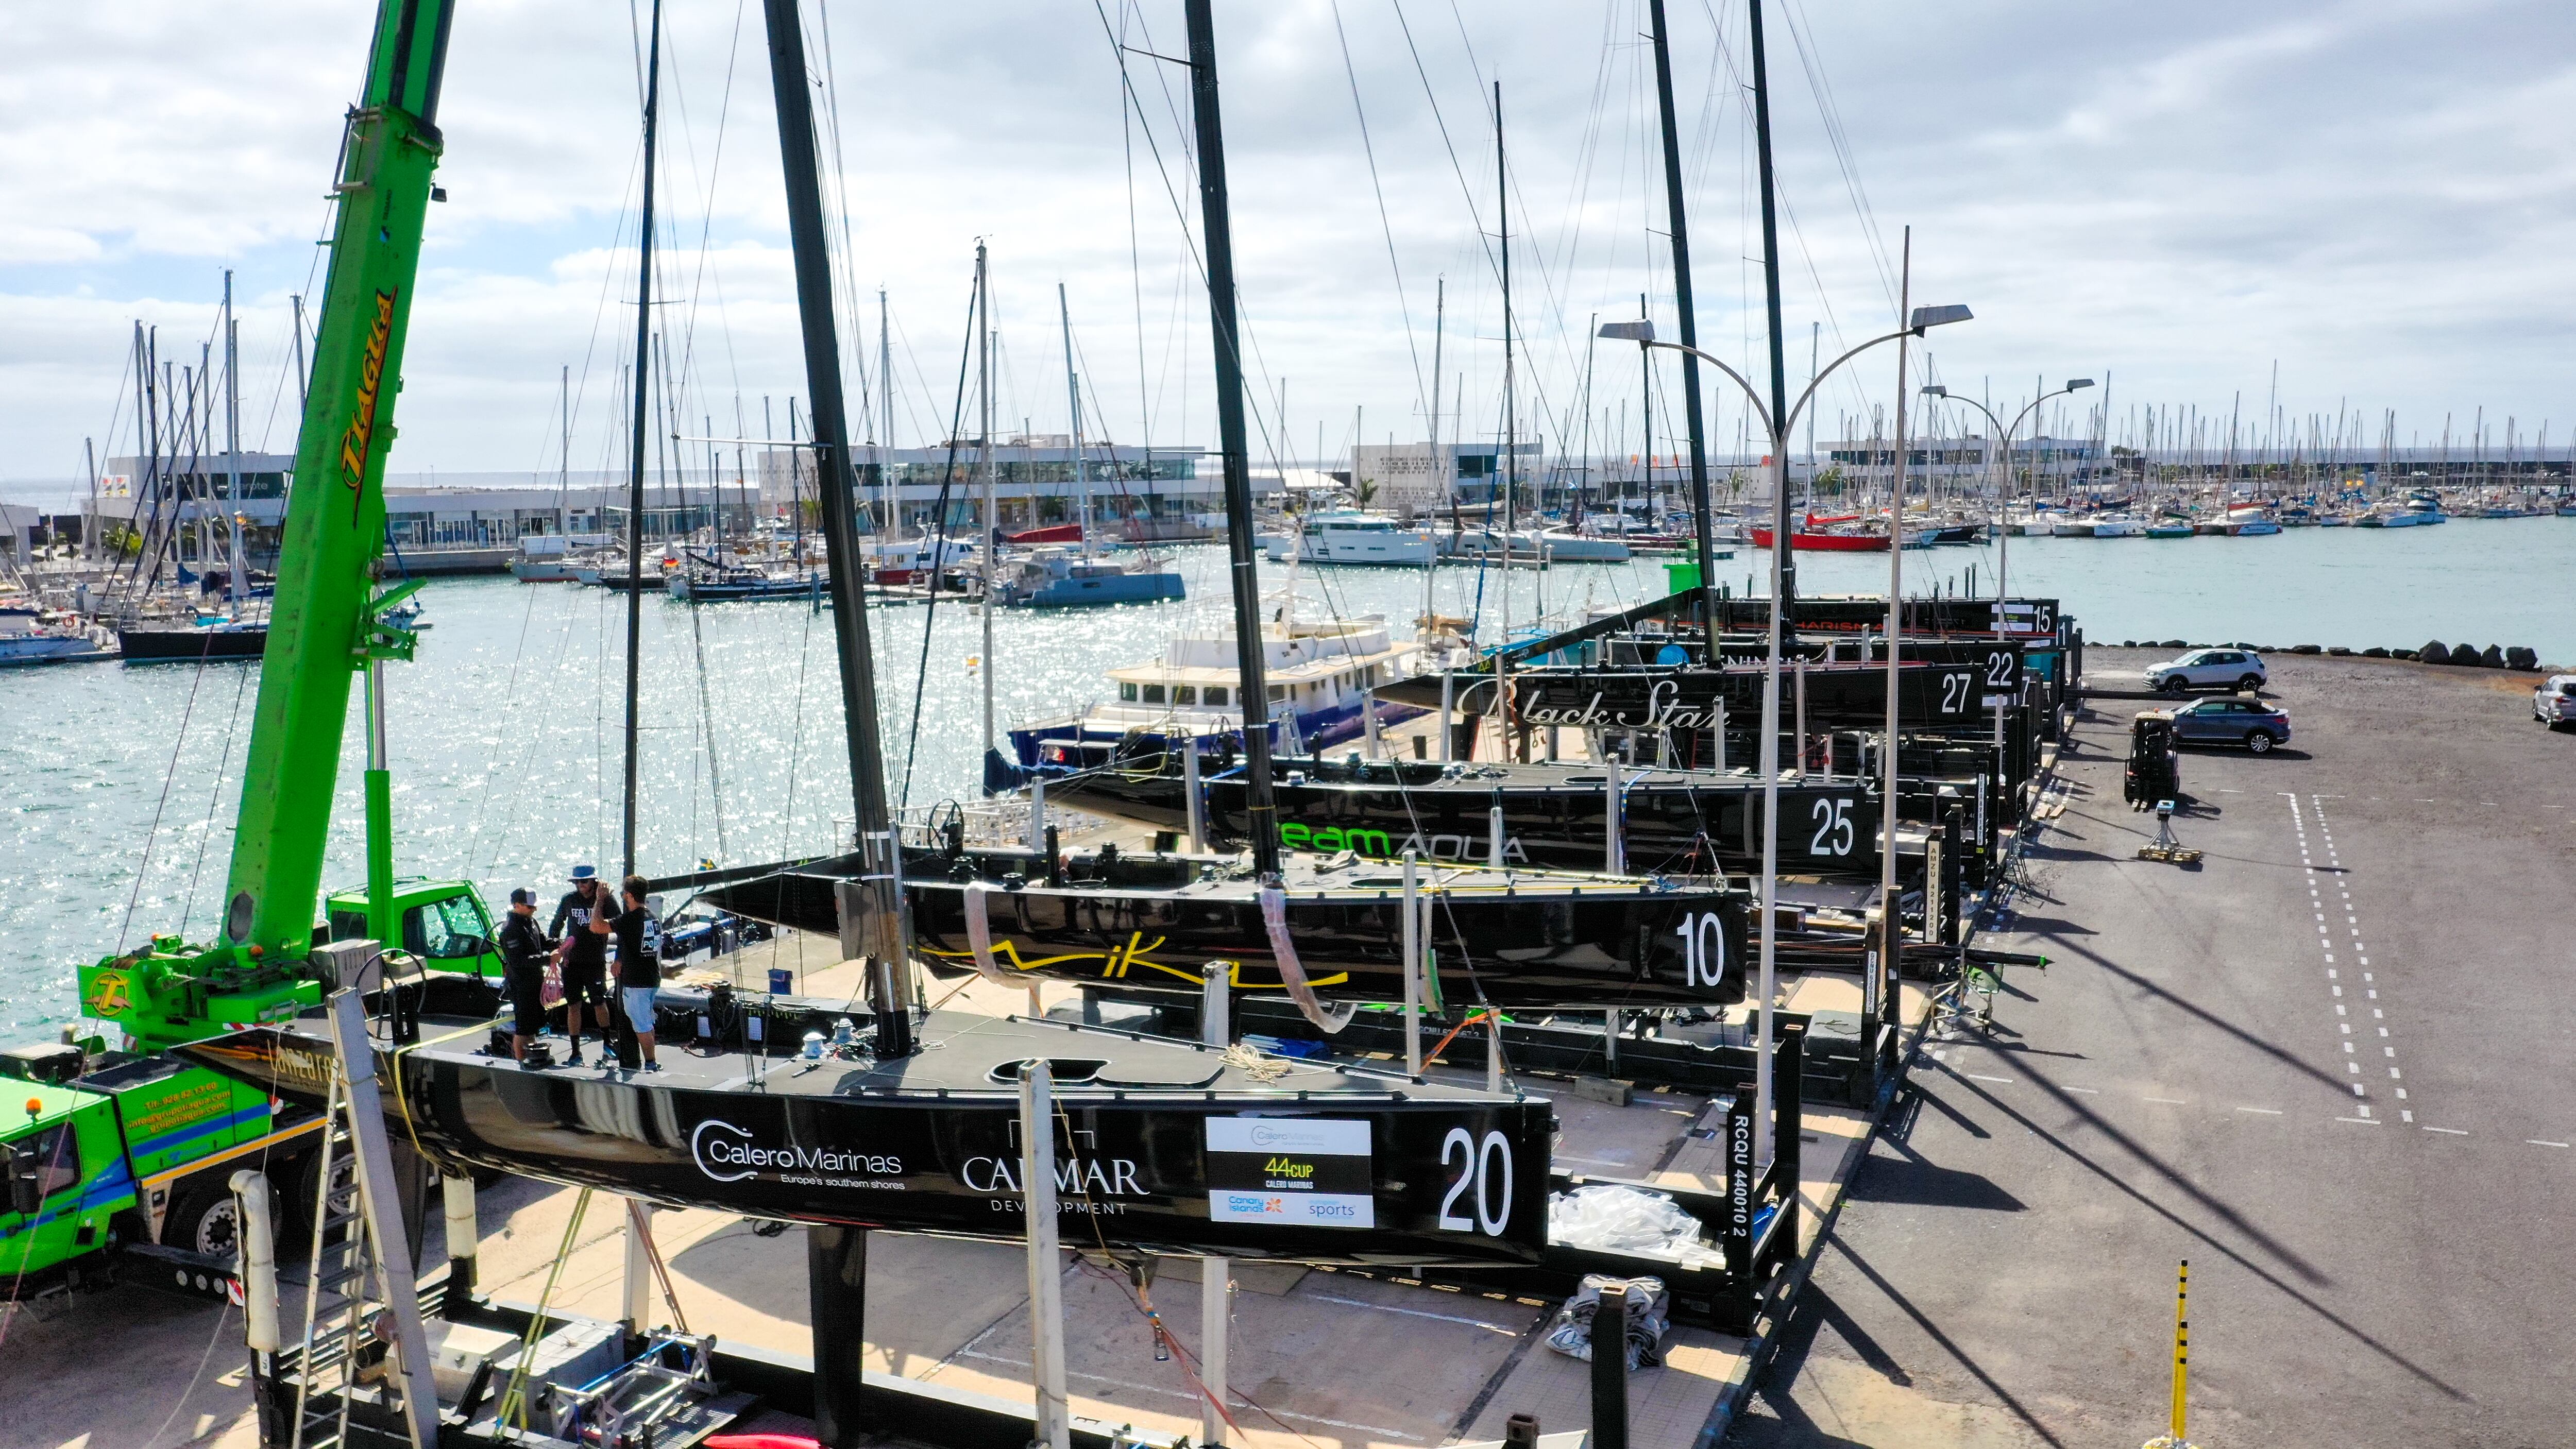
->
xmin=896 ymin=270 xmax=992 ymax=811
xmin=177 ymin=664 xmax=257 ymax=939
xmin=1330 ymin=1 xmax=1426 ymax=419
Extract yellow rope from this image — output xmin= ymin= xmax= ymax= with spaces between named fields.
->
xmin=385 ymin=1019 xmax=486 ymax=1162
xmin=495 ymin=1187 xmax=592 ymax=1433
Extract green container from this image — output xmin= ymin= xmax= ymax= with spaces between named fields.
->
xmin=1664 ymin=560 xmax=1701 ymax=593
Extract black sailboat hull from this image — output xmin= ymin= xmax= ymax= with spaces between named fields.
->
xmin=1047 ymin=761 xmax=1885 ymax=877
xmin=178 ymin=1010 xmax=1554 ymax=1266
xmin=117 ymin=625 xmax=269 ymax=662
xmin=1379 ymin=657 xmax=2012 ymax=728
xmin=693 ymin=849 xmax=1751 ymax=1011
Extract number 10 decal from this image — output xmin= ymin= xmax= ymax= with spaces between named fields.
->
xmin=1437 ymin=1127 xmax=1514 ymax=1235
xmin=1673 ymin=911 xmax=1730 ymax=989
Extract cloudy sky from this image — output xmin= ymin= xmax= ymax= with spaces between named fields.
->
xmin=6 ymin=0 xmax=2574 ymax=497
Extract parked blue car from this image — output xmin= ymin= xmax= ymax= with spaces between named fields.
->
xmin=2167 ymin=696 xmax=2292 ymax=753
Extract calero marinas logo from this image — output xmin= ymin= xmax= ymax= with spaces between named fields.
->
xmin=339 ymin=288 xmax=397 ymax=521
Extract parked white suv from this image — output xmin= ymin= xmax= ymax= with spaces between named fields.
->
xmin=2535 ymin=674 xmax=2576 ymax=729
xmin=2148 ymin=648 xmax=2267 ymax=695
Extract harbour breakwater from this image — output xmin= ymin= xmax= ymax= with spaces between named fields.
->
xmin=2116 ymin=638 xmax=2558 ymax=671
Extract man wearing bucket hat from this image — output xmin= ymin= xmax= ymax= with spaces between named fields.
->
xmin=550 ymin=865 xmax=611 ymax=1066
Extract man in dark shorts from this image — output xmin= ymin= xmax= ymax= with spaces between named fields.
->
xmin=497 ymin=888 xmax=554 ymax=1064
xmin=609 ymin=874 xmax=664 ymax=1072
xmin=551 ymin=864 xmax=611 ymax=1067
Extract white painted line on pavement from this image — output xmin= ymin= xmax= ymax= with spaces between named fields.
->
xmin=2336 ymin=1117 xmax=2380 ymax=1125
xmin=2063 ymin=1086 xmax=2099 ymax=1095
xmin=2529 ymin=1140 xmax=2570 ymax=1149
xmin=2422 ymin=1127 xmax=2468 ymax=1136
xmin=1965 ymin=1073 xmax=2013 ymax=1084
xmin=2145 ymin=1097 xmax=2187 ymax=1104
xmin=2235 ymin=1106 xmax=2283 ymax=1115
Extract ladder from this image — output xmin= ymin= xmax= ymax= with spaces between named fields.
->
xmin=280 ymin=990 xmax=439 ymax=1449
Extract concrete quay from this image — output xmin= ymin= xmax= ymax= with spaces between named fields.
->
xmin=1728 ymin=649 xmax=2576 ymax=1447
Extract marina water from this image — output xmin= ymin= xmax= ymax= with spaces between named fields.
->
xmin=5 ymin=517 xmax=2568 ymax=1044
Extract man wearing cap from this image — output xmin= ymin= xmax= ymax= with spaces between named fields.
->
xmin=497 ymin=888 xmax=554 ymax=1065
xmin=551 ymin=865 xmax=611 ymax=1066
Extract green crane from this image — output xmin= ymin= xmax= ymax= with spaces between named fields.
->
xmin=80 ymin=0 xmax=454 ymax=1051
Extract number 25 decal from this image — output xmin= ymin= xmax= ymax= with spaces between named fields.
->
xmin=1808 ymin=795 xmax=1856 ymax=857
xmin=1673 ymin=911 xmax=1730 ymax=988
xmin=1940 ymin=671 xmax=1973 ymax=714
xmin=1438 ymin=1127 xmax=1514 ymax=1235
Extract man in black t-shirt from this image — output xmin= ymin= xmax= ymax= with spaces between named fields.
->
xmin=610 ymin=874 xmax=664 ymax=1072
xmin=496 ymin=888 xmax=554 ymax=1064
xmin=551 ymin=865 xmax=610 ymax=1066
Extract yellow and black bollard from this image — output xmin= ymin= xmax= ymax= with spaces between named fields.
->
xmin=2143 ymin=1259 xmax=2196 ymax=1448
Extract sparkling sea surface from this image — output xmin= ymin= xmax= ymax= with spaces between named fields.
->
xmin=5 ymin=518 xmax=2569 ymax=1045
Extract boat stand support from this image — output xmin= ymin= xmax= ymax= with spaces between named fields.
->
xmin=808 ymin=1222 xmax=871 ymax=1448
xmin=1199 ymin=968 xmax=1232 ymax=1447
xmin=1021 ymin=1063 xmax=1072 ymax=1449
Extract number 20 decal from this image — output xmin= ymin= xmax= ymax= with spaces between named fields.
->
xmin=1438 ymin=1127 xmax=1514 ymax=1235
xmin=1673 ymin=911 xmax=1730 ymax=988
xmin=1808 ymin=795 xmax=1857 ymax=857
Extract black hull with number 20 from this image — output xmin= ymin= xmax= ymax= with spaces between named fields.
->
xmin=179 ymin=1008 xmax=1554 ymax=1267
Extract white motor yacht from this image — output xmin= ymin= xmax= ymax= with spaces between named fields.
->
xmin=1006 ymin=609 xmax=1432 ymax=772
xmin=1263 ymin=509 xmax=1436 ymax=565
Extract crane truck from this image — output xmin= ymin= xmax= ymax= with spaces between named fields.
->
xmin=1 ymin=0 xmax=479 ymax=1305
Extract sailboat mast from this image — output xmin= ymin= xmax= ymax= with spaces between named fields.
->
xmin=620 ymin=0 xmax=663 ymax=879
xmin=1182 ymin=0 xmax=1281 ymax=880
xmin=879 ymin=287 xmax=895 ymax=535
xmin=1497 ymin=80 xmax=1516 ymax=753
xmin=1748 ymin=0 xmax=1792 ymax=1172
xmin=1648 ymin=0 xmax=1717 ymax=618
xmin=222 ymin=269 xmax=245 ymax=603
xmin=760 ymin=0 xmax=910 ymax=1058
xmin=976 ymin=244 xmax=996 ymax=761
xmin=1061 ymin=282 xmax=1090 ymax=557
xmin=1426 ymin=277 xmax=1443 ymax=629
xmin=1750 ymin=0 xmax=1793 ymax=609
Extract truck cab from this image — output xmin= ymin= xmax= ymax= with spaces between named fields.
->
xmin=0 ymin=1079 xmax=128 ymax=1288
xmin=322 ymin=877 xmax=505 ymax=983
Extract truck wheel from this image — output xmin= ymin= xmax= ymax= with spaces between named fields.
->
xmin=164 ymin=1179 xmax=244 ymax=1261
xmin=2246 ymin=731 xmax=2275 ymax=754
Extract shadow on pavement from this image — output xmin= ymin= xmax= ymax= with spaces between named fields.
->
xmin=1842 ymin=1150 xmax=2026 ymax=1213
xmin=1722 ymin=1281 xmax=1903 ymax=1448
xmin=1940 ymin=1069 xmax=2469 ymax=1401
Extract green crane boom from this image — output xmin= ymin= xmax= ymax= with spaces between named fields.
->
xmin=224 ymin=0 xmax=450 ymax=960
xmin=79 ymin=0 xmax=451 ymax=1050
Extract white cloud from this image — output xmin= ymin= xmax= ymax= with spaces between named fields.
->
xmin=7 ymin=0 xmax=2576 ymax=485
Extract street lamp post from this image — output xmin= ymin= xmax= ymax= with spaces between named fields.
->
xmin=1920 ymin=378 xmax=2092 ymax=604
xmin=1602 ymin=301 xmax=1970 ymax=1166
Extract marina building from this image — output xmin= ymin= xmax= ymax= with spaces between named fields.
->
xmin=1352 ymin=440 xmax=1544 ymax=517
xmin=758 ymin=439 xmax=1231 ymax=535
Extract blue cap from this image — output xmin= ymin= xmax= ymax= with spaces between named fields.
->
xmin=569 ymin=864 xmax=598 ymax=882
xmin=510 ymin=888 xmax=536 ymax=907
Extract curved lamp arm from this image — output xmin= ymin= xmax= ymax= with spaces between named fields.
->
xmin=1603 ymin=309 xmax=1971 ymax=448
